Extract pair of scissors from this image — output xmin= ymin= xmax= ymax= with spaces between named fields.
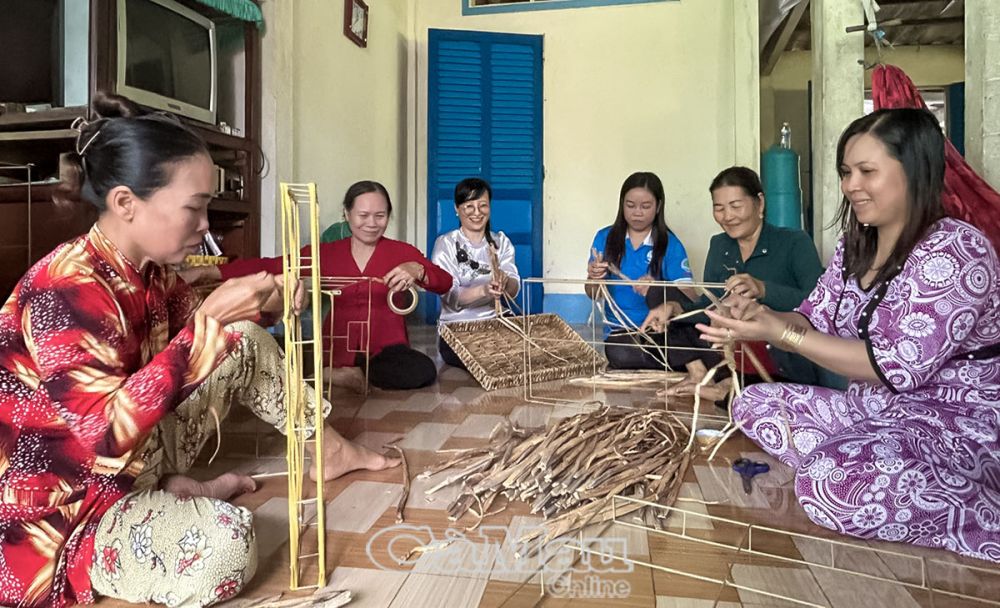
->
xmin=733 ymin=458 xmax=770 ymax=494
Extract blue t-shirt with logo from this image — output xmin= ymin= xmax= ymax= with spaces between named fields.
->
xmin=590 ymin=226 xmax=692 ymax=331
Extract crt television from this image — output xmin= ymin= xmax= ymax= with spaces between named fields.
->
xmin=116 ymin=0 xmax=217 ymax=124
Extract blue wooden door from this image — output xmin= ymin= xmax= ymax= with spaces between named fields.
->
xmin=426 ymin=28 xmax=544 ymax=322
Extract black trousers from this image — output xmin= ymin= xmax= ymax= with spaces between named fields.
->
xmin=437 ymin=336 xmax=467 ymax=370
xmin=357 ymin=344 xmax=437 ymax=390
xmin=605 ymin=323 xmax=724 ymax=372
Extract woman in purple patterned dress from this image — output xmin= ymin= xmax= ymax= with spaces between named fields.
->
xmin=697 ymin=108 xmax=1000 ymax=562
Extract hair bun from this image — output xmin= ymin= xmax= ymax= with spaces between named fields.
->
xmin=91 ymin=91 xmax=143 ymax=120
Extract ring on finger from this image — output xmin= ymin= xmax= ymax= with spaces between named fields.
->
xmin=726 ymin=328 xmax=733 ymax=340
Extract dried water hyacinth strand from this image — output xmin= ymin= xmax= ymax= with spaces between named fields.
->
xmin=424 ymin=406 xmax=691 ymax=547
xmin=590 ymin=262 xmax=678 ymax=358
xmin=383 ymin=444 xmax=409 ymax=523
xmin=488 ymin=243 xmax=504 ymax=317
xmin=569 ymin=369 xmax=687 ymax=388
xmin=596 ymin=282 xmax=669 ymax=367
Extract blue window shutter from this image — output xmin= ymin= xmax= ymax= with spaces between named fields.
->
xmin=428 ymin=29 xmax=544 ymax=322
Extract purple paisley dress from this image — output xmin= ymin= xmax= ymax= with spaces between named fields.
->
xmin=733 ymin=218 xmax=1000 ymax=562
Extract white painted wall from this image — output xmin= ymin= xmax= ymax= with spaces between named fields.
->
xmin=260 ymin=0 xmax=759 ymax=286
xmin=410 ymin=0 xmax=759 ymax=291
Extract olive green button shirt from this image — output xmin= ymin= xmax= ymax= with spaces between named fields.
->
xmin=681 ymin=222 xmax=823 ymax=314
xmin=321 ymin=221 xmax=352 ymax=243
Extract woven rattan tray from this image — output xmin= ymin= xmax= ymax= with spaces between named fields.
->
xmin=439 ymin=313 xmax=606 ymax=390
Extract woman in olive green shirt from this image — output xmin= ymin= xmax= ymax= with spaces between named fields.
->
xmin=641 ymin=166 xmax=826 ymax=400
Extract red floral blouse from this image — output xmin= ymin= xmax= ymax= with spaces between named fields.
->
xmin=0 ymin=225 xmax=238 ymax=607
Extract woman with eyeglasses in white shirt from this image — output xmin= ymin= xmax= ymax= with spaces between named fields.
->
xmin=432 ymin=178 xmax=520 ymax=368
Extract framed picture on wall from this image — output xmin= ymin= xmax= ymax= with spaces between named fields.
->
xmin=344 ymin=0 xmax=369 ymax=48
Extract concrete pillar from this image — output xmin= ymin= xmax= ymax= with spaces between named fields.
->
xmin=810 ymin=0 xmax=864 ymax=262
xmin=965 ymin=0 xmax=1000 ymax=190
xmin=259 ymin=0 xmax=295 ymax=256
xmin=734 ymin=0 xmax=761 ymax=172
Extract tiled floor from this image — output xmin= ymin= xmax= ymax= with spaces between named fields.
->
xmin=94 ymin=324 xmax=999 ymax=607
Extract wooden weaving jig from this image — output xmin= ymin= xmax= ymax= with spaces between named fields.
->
xmin=279 ymin=182 xmax=327 ymax=590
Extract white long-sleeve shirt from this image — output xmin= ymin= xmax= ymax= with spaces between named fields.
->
xmin=431 ymin=228 xmax=521 ymax=323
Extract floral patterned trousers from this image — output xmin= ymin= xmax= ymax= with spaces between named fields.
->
xmin=91 ymin=322 xmax=330 ymax=606
xmin=89 ymin=490 xmax=257 ymax=607
xmin=733 ymin=383 xmax=1000 ymax=563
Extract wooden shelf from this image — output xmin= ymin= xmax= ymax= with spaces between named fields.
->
xmin=0 ymin=183 xmax=60 ymax=203
xmin=0 ymin=106 xmax=87 ymax=130
xmin=193 ymin=126 xmax=256 ymax=152
xmin=0 ymin=129 xmax=76 ymax=142
xmin=209 ymin=197 xmax=252 ymax=214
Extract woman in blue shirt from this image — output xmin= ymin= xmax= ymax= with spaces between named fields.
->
xmin=586 ymin=171 xmax=693 ymax=369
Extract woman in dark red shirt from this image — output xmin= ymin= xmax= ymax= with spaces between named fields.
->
xmin=207 ymin=181 xmax=453 ymax=391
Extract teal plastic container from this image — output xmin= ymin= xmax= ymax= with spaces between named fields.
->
xmin=761 ymin=146 xmax=802 ymax=230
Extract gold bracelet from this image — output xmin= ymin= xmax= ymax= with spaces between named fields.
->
xmin=779 ymin=324 xmax=807 ymax=351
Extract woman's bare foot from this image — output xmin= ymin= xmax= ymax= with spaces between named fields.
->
xmin=328 ymin=366 xmax=366 ymax=393
xmin=162 ymin=472 xmax=257 ymax=500
xmin=666 ymin=378 xmax=733 ymax=403
xmin=308 ymin=424 xmax=401 ymax=481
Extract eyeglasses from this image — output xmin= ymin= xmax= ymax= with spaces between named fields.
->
xmin=458 ymin=202 xmax=490 ymax=215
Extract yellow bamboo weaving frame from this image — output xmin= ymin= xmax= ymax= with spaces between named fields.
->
xmin=279 ymin=182 xmax=327 ymax=590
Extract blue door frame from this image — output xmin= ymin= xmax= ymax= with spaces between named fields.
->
xmin=426 ymin=28 xmax=544 ymax=323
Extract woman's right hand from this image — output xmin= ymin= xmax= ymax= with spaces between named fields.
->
xmin=587 ymin=248 xmax=609 ymax=280
xmin=197 ymin=271 xmax=279 ymax=326
xmin=640 ymin=301 xmax=681 ymax=332
xmin=696 ymin=293 xmax=782 ymax=345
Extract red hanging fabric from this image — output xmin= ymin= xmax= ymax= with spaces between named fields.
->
xmin=871 ymin=64 xmax=1000 ymax=252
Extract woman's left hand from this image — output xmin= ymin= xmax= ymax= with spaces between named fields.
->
xmin=384 ymin=262 xmax=425 ymax=292
xmin=725 ymin=273 xmax=766 ymax=300
xmin=695 ymin=293 xmax=782 ymax=345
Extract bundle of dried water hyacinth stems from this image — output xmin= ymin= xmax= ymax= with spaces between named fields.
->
xmin=422 ymin=405 xmax=690 ymax=548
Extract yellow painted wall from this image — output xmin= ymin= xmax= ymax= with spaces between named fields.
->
xmin=411 ymin=0 xmax=758 ymax=289
xmin=259 ymin=0 xmax=411 ymax=254
xmin=293 ymin=0 xmax=411 ymax=241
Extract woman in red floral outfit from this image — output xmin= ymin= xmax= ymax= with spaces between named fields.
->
xmin=0 ymin=94 xmax=376 ymax=607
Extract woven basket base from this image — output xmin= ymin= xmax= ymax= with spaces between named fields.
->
xmin=439 ymin=313 xmax=607 ymax=391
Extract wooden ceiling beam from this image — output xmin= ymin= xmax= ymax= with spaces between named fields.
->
xmin=761 ymin=0 xmax=810 ymax=76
